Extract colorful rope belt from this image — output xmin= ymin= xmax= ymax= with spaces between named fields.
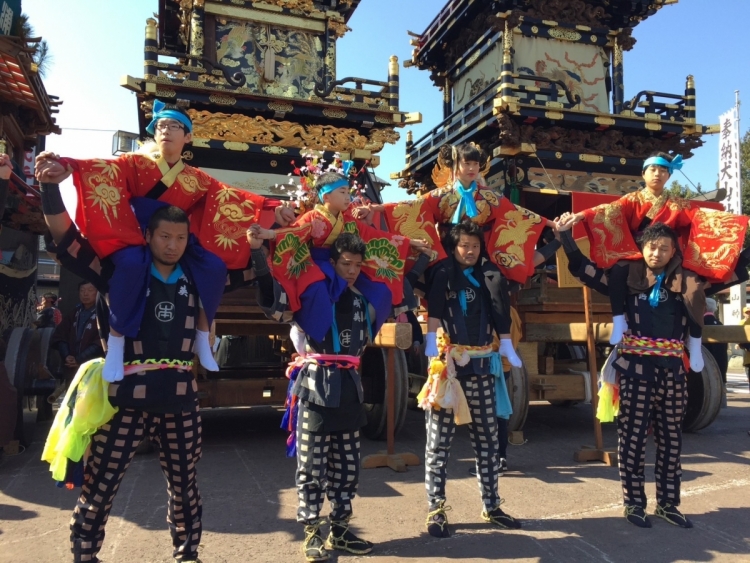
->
xmin=281 ymin=354 xmax=361 ymax=457
xmin=123 ymin=359 xmax=194 ymax=376
xmin=418 ymin=343 xmax=508 ymax=425
xmin=618 ymin=335 xmax=684 ymax=358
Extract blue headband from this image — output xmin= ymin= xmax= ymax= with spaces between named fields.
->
xmin=146 ymin=99 xmax=193 ymax=135
xmin=317 ymin=178 xmax=350 ymax=197
xmin=643 ymin=154 xmax=683 ymax=175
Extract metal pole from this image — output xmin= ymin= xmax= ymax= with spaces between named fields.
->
xmin=735 ymin=90 xmax=745 ymax=317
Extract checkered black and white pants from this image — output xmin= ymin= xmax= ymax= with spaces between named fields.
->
xmin=424 ymin=373 xmax=501 ymax=511
xmin=295 ymin=406 xmax=361 ymax=524
xmin=618 ymin=370 xmax=686 ymax=509
xmin=70 ymin=407 xmax=202 ymax=562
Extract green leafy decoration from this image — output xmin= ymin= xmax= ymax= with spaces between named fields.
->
xmin=273 ymin=233 xmax=311 ymax=278
xmin=365 ymin=238 xmax=404 ymax=282
xmin=344 ymin=221 xmax=359 ymax=235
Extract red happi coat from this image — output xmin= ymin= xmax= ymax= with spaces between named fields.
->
xmin=383 ymin=185 xmax=546 ymax=283
xmin=578 ymin=189 xmax=749 ymax=283
xmin=271 ymin=204 xmax=411 ymax=312
xmin=61 ymin=152 xmax=278 ymax=270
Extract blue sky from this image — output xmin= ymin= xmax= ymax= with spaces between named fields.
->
xmin=24 ymin=0 xmax=750 ymax=202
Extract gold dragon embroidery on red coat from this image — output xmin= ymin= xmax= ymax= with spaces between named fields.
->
xmin=211 ymin=187 xmax=257 ymax=250
xmin=490 ymin=206 xmax=543 ymax=269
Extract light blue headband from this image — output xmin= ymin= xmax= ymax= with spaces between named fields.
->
xmin=146 ymin=99 xmax=193 ymax=135
xmin=643 ymin=154 xmax=683 ymax=175
xmin=317 ymin=178 xmax=350 ymax=197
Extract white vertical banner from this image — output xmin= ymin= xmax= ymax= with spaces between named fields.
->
xmin=719 ymin=108 xmax=741 ymax=214
xmin=719 ymin=105 xmax=744 ymax=325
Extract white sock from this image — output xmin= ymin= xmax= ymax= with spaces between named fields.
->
xmin=102 ymin=334 xmax=125 ymax=383
xmin=610 ymin=315 xmax=628 ymax=345
xmin=499 ymin=338 xmax=522 ymax=368
xmin=195 ymin=330 xmax=219 ymax=371
xmin=290 ymin=324 xmax=307 ymax=357
xmin=688 ymin=336 xmax=704 ymax=372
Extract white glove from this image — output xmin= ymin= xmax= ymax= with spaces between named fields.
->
xmin=424 ymin=332 xmax=438 ymax=357
xmin=195 ymin=329 xmax=219 ymax=371
xmin=102 ymin=334 xmax=125 ymax=383
xmin=688 ymin=336 xmax=704 ymax=372
xmin=290 ymin=324 xmax=307 ymax=357
xmin=610 ymin=314 xmax=628 ymax=345
xmin=499 ymin=338 xmax=522 ymax=368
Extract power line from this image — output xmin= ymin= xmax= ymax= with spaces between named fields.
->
xmin=59 ymin=127 xmax=119 ymax=132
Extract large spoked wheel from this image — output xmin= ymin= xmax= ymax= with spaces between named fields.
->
xmin=5 ymin=327 xmax=33 ymax=446
xmin=361 ymin=347 xmax=409 ymax=441
xmin=507 ymin=358 xmax=530 ymax=432
xmin=683 ymin=346 xmax=723 ymax=433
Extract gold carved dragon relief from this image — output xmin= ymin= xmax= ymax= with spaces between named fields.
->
xmin=188 ymin=109 xmax=398 ymax=152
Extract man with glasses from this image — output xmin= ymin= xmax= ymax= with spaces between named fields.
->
xmin=35 ymin=101 xmax=295 ymax=381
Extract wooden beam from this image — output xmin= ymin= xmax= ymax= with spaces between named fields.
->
xmin=372 ymin=322 xmax=411 ymax=350
xmin=525 ymin=323 xmax=750 ymax=344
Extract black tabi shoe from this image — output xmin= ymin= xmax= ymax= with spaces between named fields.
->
xmin=624 ymin=505 xmax=652 ymax=528
xmin=499 ymin=458 xmax=508 ymax=473
xmin=426 ymin=502 xmax=452 ymax=538
xmin=655 ymin=503 xmax=693 ymax=529
xmin=176 ymin=558 xmax=202 ymax=563
xmin=482 ymin=504 xmax=522 ymax=529
xmin=326 ymin=518 xmax=374 ymax=555
xmin=302 ymin=518 xmax=329 ymax=562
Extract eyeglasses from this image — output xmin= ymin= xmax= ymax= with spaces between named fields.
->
xmin=155 ymin=121 xmax=185 ymax=132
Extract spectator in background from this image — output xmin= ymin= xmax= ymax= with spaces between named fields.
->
xmin=35 ymin=292 xmax=62 ymax=328
xmin=51 ymin=281 xmax=103 ymax=384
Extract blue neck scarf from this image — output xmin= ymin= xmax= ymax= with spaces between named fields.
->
xmin=458 ymin=267 xmax=481 ymax=315
xmin=649 ymin=272 xmax=666 ymax=308
xmin=451 ymin=180 xmax=479 ymax=224
xmin=150 ymin=263 xmax=184 ymax=284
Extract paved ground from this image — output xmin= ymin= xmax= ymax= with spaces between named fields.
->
xmin=2 ymin=371 xmax=749 ymax=563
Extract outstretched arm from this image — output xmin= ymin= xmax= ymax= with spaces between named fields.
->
xmin=558 ymin=228 xmax=611 ymax=297
xmin=36 ymin=155 xmax=75 ymax=244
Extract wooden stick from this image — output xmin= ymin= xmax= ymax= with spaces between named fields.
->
xmin=583 ymin=286 xmax=604 ymax=452
xmin=386 ymin=348 xmax=396 ymax=456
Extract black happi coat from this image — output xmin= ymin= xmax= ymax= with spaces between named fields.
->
xmin=427 ymin=256 xmax=509 ymax=377
xmin=55 ymin=224 xmax=199 ymax=412
xmin=256 ymin=264 xmax=372 ymax=432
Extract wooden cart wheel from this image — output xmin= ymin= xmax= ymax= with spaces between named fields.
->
xmin=29 ymin=327 xmax=57 ymax=421
xmin=5 ymin=327 xmax=33 ymax=446
xmin=361 ymin=348 xmax=409 ymax=441
xmin=683 ymin=346 xmax=723 ymax=433
xmin=507 ymin=357 xmax=530 ymax=432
